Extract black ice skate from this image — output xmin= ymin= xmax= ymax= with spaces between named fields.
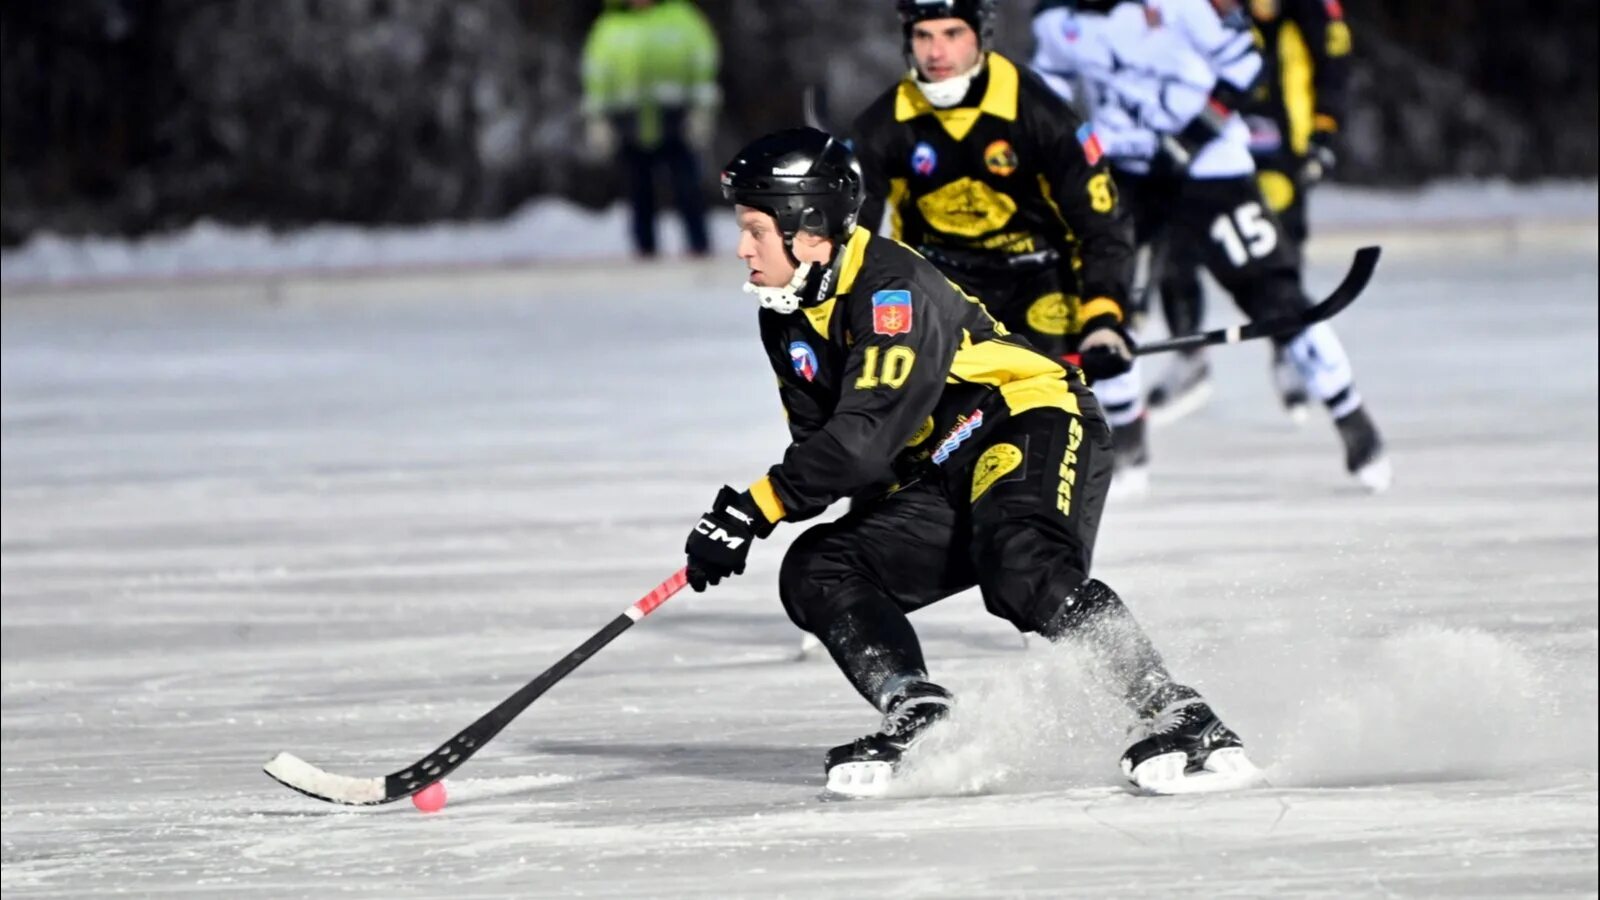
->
xmin=1335 ymin=405 xmax=1392 ymax=494
xmin=1271 ymin=345 xmax=1311 ymax=426
xmin=1120 ymin=696 xmax=1263 ymax=795
xmin=824 ymin=681 xmax=953 ymax=798
xmin=1146 ymin=350 xmax=1212 ymax=426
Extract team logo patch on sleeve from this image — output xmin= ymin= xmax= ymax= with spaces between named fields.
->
xmin=871 ymin=290 xmax=914 ymax=335
xmin=1076 ymin=122 xmax=1104 ymax=166
xmin=788 ymin=341 xmax=819 ymax=382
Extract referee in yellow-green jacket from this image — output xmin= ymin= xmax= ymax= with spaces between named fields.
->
xmin=581 ymin=0 xmax=721 ymax=258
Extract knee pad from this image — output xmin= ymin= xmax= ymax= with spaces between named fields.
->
xmin=1038 ymin=578 xmax=1124 ymax=640
xmin=778 ymin=526 xmax=883 ymax=635
xmin=973 ymin=522 xmax=1092 ymax=633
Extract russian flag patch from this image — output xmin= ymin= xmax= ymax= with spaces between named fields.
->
xmin=871 ymin=290 xmax=913 ymax=336
xmin=1076 ymin=121 xmax=1104 ymax=166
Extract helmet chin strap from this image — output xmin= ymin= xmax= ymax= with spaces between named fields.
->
xmin=742 ymin=261 xmax=815 ymax=315
xmin=914 ymin=56 xmax=986 ymax=108
xmin=743 ymin=235 xmax=846 ymax=314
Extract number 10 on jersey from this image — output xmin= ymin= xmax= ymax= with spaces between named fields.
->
xmin=855 ymin=345 xmax=917 ymax=390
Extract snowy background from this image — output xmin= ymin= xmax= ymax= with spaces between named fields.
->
xmin=3 ymin=182 xmax=1595 ymax=288
xmin=3 ymin=190 xmax=1597 ymax=897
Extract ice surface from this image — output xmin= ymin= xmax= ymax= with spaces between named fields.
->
xmin=3 ymin=234 xmax=1597 ymax=897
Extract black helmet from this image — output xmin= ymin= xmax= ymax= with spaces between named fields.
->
xmin=720 ymin=127 xmax=863 ymax=244
xmin=897 ymin=0 xmax=999 ymax=47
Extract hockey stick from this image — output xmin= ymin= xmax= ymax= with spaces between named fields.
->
xmin=1134 ymin=245 xmax=1380 ymax=356
xmin=802 ymin=84 xmax=830 ymax=132
xmin=263 ymin=568 xmax=690 ymax=806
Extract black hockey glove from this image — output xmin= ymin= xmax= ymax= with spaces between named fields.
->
xmin=1077 ymin=324 xmax=1136 ymax=380
xmin=1303 ymin=130 xmax=1338 ymax=184
xmin=684 ymin=486 xmax=768 ymax=592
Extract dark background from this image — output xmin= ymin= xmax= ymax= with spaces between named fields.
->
xmin=2 ymin=0 xmax=1595 ymax=247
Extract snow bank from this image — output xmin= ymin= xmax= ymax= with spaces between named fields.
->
xmin=3 ymin=180 xmax=1593 ymax=288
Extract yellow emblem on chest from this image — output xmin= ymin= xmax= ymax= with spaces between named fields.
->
xmin=916 ymin=177 xmax=1018 ymax=238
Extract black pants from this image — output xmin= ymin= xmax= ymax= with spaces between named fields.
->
xmin=1253 ymin=151 xmax=1311 ymax=246
xmin=941 ymin=262 xmax=1083 ymax=361
xmin=779 ymin=406 xmax=1116 ymax=705
xmin=1137 ymin=168 xmax=1311 ymax=341
xmin=618 ymin=110 xmax=709 ymax=257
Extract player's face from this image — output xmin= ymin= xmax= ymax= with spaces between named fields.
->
xmin=735 ymin=206 xmax=797 ymax=287
xmin=910 ymin=19 xmax=981 ymax=81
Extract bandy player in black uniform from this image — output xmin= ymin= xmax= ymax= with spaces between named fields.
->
xmin=849 ymin=0 xmax=1150 ymax=491
xmin=1149 ymin=0 xmax=1354 ymax=423
xmin=1033 ymin=0 xmax=1388 ymax=492
xmin=679 ymin=127 xmax=1259 ymax=796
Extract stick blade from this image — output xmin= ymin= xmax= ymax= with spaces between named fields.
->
xmin=264 ymin=752 xmax=392 ymax=806
xmin=1303 ymin=244 xmax=1381 ymax=324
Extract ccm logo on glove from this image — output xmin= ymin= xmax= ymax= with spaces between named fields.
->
xmin=684 ymin=486 xmax=771 ymax=591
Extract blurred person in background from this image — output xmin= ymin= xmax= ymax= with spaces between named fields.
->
xmin=1032 ymin=0 xmax=1388 ymax=492
xmin=581 ymin=0 xmax=720 ymax=258
xmin=849 ymin=0 xmax=1143 ymax=491
xmin=1141 ymin=0 xmax=1353 ymax=424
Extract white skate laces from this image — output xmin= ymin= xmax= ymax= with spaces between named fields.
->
xmin=742 ymin=262 xmax=814 ymax=314
xmin=1145 ymin=698 xmax=1204 ymax=736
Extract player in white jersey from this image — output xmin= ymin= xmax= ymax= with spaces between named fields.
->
xmin=1031 ymin=0 xmax=1389 ymax=492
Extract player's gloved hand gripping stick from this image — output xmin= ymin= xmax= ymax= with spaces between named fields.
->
xmin=263 ymin=569 xmax=690 ymax=805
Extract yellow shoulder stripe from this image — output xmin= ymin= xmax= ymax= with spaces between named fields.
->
xmin=948 ymin=339 xmax=1080 ymax=416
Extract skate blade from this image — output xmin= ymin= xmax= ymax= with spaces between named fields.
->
xmin=1124 ymin=747 xmax=1265 ymax=796
xmin=825 ymin=761 xmax=896 ymax=799
xmin=1284 ymin=401 xmax=1310 ymax=428
xmin=1353 ymin=454 xmax=1393 ymax=494
xmin=1146 ymin=381 xmax=1213 ymax=428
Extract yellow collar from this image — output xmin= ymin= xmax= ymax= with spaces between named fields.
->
xmin=829 ymin=227 xmax=874 ymax=299
xmin=894 ymin=52 xmax=1020 ymax=141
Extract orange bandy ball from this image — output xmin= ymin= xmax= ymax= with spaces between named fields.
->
xmin=411 ymin=781 xmax=448 ymax=813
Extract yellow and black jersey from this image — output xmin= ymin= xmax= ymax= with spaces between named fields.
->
xmin=1243 ymin=0 xmax=1351 ymax=156
xmin=849 ymin=51 xmax=1134 ymax=334
xmin=745 ymin=227 xmax=1097 ymax=527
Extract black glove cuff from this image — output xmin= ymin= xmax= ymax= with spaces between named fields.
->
xmin=714 ymin=485 xmax=774 ymax=540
